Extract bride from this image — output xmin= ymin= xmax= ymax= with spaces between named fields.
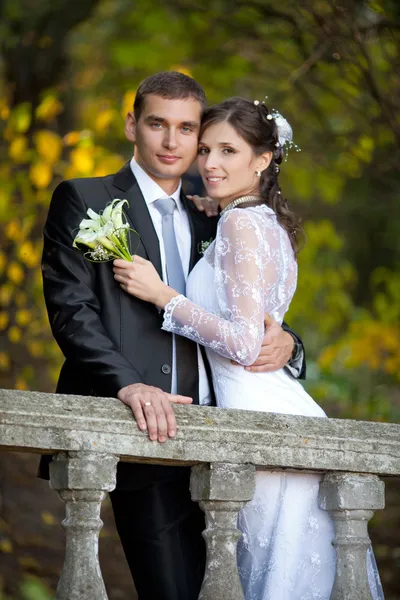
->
xmin=113 ymin=97 xmax=384 ymax=600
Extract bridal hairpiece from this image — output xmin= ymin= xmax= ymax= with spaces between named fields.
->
xmin=254 ymin=97 xmax=301 ymax=161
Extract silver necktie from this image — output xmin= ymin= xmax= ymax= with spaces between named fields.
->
xmin=154 ymin=197 xmax=186 ymax=294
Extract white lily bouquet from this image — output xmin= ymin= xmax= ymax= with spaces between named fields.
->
xmin=73 ymin=199 xmax=140 ymax=262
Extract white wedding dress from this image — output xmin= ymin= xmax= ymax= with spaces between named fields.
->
xmin=162 ymin=205 xmax=384 ymax=600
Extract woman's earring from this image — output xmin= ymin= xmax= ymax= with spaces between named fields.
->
xmin=256 ymin=170 xmax=261 ymax=177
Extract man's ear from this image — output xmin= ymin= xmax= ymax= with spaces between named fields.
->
xmin=257 ymin=151 xmax=273 ymax=174
xmin=125 ymin=112 xmax=137 ymax=143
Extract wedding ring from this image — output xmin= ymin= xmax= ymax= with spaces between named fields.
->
xmin=144 ymin=402 xmax=152 ymax=406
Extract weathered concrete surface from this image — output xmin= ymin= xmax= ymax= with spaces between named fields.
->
xmin=191 ymin=464 xmax=256 ymax=600
xmin=50 ymin=452 xmax=118 ymax=600
xmin=1 ymin=388 xmax=400 ymax=475
xmin=319 ymin=474 xmax=385 ymax=600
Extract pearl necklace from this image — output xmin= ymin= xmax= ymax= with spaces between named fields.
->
xmin=220 ymin=195 xmax=261 ymax=216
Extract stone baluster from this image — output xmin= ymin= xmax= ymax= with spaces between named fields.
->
xmin=191 ymin=462 xmax=256 ymax=600
xmin=319 ymin=473 xmax=385 ymax=600
xmin=49 ymin=451 xmax=119 ymax=600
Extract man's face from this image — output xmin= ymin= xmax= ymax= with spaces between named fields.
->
xmin=125 ymin=95 xmax=202 ymax=188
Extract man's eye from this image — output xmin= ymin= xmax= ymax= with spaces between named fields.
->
xmin=151 ymin=123 xmax=163 ymax=129
xmin=181 ymin=127 xmax=193 ymax=133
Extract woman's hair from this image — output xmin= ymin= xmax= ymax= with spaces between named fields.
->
xmin=200 ymin=97 xmax=303 ymax=254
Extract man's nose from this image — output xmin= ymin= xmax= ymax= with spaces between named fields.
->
xmin=163 ymin=129 xmax=178 ymax=150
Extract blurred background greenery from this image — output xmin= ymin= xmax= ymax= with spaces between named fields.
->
xmin=0 ymin=0 xmax=399 ymax=598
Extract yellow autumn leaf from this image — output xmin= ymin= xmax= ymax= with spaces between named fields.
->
xmin=9 ymin=135 xmax=28 ymax=162
xmin=30 ymin=161 xmax=52 ymax=189
xmin=5 ymin=219 xmax=24 ymax=242
xmin=63 ymin=165 xmax=78 ymax=179
xmin=35 ymin=95 xmax=63 ymax=121
xmin=19 ymin=556 xmax=41 ymax=569
xmin=63 ymin=131 xmax=81 ymax=146
xmin=0 ymin=99 xmax=10 ymax=120
xmin=10 ymin=103 xmax=32 ymax=133
xmin=0 ymin=312 xmax=9 ymax=330
xmin=7 ymin=262 xmax=24 ymax=285
xmin=8 ymin=326 xmax=22 ymax=343
xmin=27 ymin=341 xmax=44 ymax=358
xmin=41 ymin=511 xmax=57 ymax=525
xmin=0 ymin=251 xmax=6 ymax=273
xmin=0 ymin=352 xmax=10 ymax=370
xmin=3 ymin=125 xmax=13 ymax=141
xmin=16 ymin=309 xmax=31 ymax=326
xmin=0 ymin=284 xmax=13 ymax=306
xmin=34 ymin=130 xmax=62 ymax=164
xmin=15 ymin=376 xmax=28 ymax=390
xmin=94 ymin=155 xmax=124 ymax=177
xmin=121 ymin=90 xmax=136 ymax=118
xmin=70 ymin=147 xmax=94 ymax=174
xmin=0 ymin=188 xmax=8 ymax=219
xmin=95 ymin=109 xmax=117 ymax=133
xmin=0 ymin=538 xmax=13 ymax=553
xmin=18 ymin=240 xmax=40 ymax=268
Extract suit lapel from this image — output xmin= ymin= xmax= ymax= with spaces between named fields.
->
xmin=106 ymin=162 xmax=163 ymax=278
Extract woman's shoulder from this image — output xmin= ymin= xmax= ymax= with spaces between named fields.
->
xmin=219 ymin=204 xmax=276 ymax=232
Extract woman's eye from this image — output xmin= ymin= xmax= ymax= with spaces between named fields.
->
xmin=198 ymin=147 xmax=208 ymax=155
xmin=222 ymin=148 xmax=234 ymax=154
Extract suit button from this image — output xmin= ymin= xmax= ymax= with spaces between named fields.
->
xmin=161 ymin=364 xmax=171 ymax=375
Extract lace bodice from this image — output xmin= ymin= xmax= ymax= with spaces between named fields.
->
xmin=162 ymin=205 xmax=297 ymax=366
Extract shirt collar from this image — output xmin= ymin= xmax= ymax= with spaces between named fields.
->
xmin=130 ymin=157 xmax=183 ymax=213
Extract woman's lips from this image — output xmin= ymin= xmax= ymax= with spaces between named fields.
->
xmin=157 ymin=155 xmax=180 ymax=164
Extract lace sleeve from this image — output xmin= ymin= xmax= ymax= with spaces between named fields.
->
xmin=162 ymin=209 xmax=279 ymax=366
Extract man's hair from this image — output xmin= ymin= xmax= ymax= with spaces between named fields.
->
xmin=134 ymin=71 xmax=207 ymax=120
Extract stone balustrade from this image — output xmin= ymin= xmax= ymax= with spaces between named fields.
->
xmin=1 ymin=388 xmax=399 ymax=600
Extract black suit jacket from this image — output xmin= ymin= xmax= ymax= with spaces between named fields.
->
xmin=42 ymin=162 xmax=217 ymax=398
xmin=39 ymin=162 xmax=305 ymax=486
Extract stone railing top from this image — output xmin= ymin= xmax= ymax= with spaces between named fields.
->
xmin=1 ymin=388 xmax=400 ymax=476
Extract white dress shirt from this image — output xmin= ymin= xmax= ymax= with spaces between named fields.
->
xmin=130 ymin=157 xmax=211 ymax=405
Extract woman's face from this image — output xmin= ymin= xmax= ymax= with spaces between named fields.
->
xmin=197 ymin=121 xmax=269 ymax=207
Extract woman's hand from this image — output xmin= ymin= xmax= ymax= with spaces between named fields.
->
xmin=113 ymin=255 xmax=178 ymax=308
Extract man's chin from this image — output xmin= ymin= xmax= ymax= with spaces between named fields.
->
xmin=153 ymin=163 xmax=189 ymax=179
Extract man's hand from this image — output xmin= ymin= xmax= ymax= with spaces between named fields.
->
xmin=187 ymin=194 xmax=219 ymax=217
xmin=234 ymin=314 xmax=294 ymax=373
xmin=118 ymin=383 xmax=192 ymax=443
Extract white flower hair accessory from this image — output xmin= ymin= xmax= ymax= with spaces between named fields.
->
xmin=255 ymin=98 xmax=301 ymax=161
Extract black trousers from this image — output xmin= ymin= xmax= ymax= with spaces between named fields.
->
xmin=110 ymin=466 xmax=206 ymax=600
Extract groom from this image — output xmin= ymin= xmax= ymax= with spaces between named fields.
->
xmin=40 ymin=71 xmax=305 ymax=600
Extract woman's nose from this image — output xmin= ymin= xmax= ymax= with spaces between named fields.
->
xmin=205 ymin=152 xmax=218 ymax=170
